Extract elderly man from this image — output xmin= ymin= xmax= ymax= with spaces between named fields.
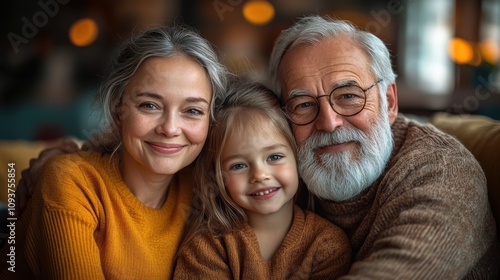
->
xmin=269 ymin=15 xmax=499 ymax=279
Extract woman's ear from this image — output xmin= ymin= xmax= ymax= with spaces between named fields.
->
xmin=114 ymin=109 xmax=122 ymax=126
xmin=114 ymin=99 xmax=124 ymax=126
xmin=386 ymin=83 xmax=398 ymax=125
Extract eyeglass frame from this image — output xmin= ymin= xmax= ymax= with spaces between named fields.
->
xmin=281 ymin=79 xmax=383 ymax=126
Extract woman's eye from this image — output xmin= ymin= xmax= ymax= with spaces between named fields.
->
xmin=186 ymin=108 xmax=205 ymax=116
xmin=139 ymin=102 xmax=158 ymax=110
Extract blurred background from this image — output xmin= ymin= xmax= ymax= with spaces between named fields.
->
xmin=1 ymin=0 xmax=499 ymax=141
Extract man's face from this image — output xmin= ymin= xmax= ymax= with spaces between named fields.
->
xmin=278 ymin=36 xmax=382 ymax=146
xmin=277 ymin=36 xmax=396 ymax=201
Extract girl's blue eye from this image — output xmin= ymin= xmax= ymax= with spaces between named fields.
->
xmin=229 ymin=163 xmax=246 ymax=170
xmin=268 ymin=154 xmax=283 ymax=162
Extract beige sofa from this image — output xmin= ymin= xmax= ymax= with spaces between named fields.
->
xmin=431 ymin=113 xmax=500 ymax=226
xmin=1 ymin=113 xmax=499 ymax=228
xmin=0 ymin=140 xmax=54 ymax=204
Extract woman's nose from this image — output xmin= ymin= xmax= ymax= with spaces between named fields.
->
xmin=156 ymin=113 xmax=181 ymax=137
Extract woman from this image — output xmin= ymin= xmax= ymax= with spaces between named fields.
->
xmin=0 ymin=26 xmax=227 ymax=279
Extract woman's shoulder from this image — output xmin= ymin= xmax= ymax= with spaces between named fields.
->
xmin=33 ymin=152 xmax=111 ymax=211
xmin=40 ymin=151 xmax=118 ymax=191
xmin=47 ymin=150 xmax=110 ymax=166
xmin=42 ymin=151 xmax=114 ymax=176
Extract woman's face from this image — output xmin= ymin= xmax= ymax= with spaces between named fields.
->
xmin=119 ymin=55 xmax=212 ymax=178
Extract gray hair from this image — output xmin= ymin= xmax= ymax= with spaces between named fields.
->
xmin=268 ymin=15 xmax=397 ymax=100
xmin=96 ymin=26 xmax=228 ymax=151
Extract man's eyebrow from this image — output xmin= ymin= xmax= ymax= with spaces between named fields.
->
xmin=287 ymin=80 xmax=359 ymax=97
xmin=335 ymin=80 xmax=358 ymax=87
xmin=288 ymin=89 xmax=308 ymax=98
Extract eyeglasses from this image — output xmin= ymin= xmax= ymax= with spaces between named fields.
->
xmin=282 ymin=79 xmax=382 ymax=126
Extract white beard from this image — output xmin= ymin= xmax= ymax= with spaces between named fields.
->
xmin=297 ymin=111 xmax=394 ymax=201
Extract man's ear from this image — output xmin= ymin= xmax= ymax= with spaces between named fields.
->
xmin=386 ymin=83 xmax=398 ymax=125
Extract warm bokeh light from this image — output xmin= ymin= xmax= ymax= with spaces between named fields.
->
xmin=243 ymin=0 xmax=274 ymax=26
xmin=479 ymin=38 xmax=500 ymax=65
xmin=448 ymin=37 xmax=474 ymax=64
xmin=69 ymin=18 xmax=99 ymax=47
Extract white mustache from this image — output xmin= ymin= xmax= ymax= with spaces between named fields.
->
xmin=304 ymin=126 xmax=368 ymax=148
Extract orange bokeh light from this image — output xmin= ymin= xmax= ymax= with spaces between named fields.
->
xmin=243 ymin=0 xmax=274 ymax=26
xmin=479 ymin=38 xmax=499 ymax=65
xmin=69 ymin=18 xmax=98 ymax=47
xmin=448 ymin=37 xmax=474 ymax=64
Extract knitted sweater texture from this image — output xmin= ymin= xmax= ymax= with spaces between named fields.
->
xmin=1 ymin=151 xmax=193 ymax=279
xmin=174 ymin=205 xmax=351 ymax=279
xmin=317 ymin=115 xmax=500 ymax=279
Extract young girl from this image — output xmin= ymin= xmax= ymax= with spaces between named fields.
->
xmin=174 ymin=79 xmax=351 ymax=279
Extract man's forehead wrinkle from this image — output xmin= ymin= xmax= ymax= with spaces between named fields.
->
xmin=286 ymin=62 xmax=359 ymax=86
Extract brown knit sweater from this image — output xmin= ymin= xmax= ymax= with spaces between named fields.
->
xmin=173 ymin=205 xmax=351 ymax=279
xmin=316 ymin=115 xmax=500 ymax=279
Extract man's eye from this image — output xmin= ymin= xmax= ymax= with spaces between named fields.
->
xmin=340 ymin=94 xmax=356 ymax=99
xmin=298 ymin=102 xmax=315 ymax=109
xmin=292 ymin=101 xmax=317 ymax=112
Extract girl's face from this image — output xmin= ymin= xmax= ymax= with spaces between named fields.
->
xmin=119 ymin=55 xmax=212 ymax=179
xmin=221 ymin=118 xmax=299 ymax=217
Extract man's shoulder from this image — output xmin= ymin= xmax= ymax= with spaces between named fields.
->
xmin=383 ymin=115 xmax=486 ymax=196
xmin=393 ymin=115 xmax=475 ymax=161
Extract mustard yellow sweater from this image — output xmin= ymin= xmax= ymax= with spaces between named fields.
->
xmin=1 ymin=151 xmax=193 ymax=279
xmin=174 ymin=205 xmax=351 ymax=279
